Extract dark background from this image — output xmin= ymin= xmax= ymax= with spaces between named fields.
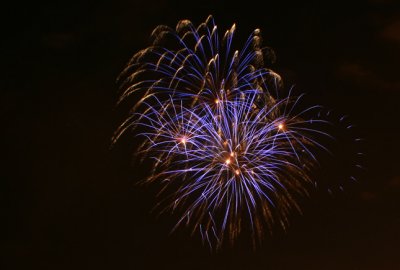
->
xmin=2 ymin=0 xmax=400 ymax=269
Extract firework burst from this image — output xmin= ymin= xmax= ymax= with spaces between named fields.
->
xmin=114 ymin=15 xmax=348 ymax=248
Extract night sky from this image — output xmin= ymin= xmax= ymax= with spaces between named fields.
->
xmin=2 ymin=0 xmax=400 ymax=269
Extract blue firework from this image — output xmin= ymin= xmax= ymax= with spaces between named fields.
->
xmin=115 ymin=15 xmax=333 ymax=248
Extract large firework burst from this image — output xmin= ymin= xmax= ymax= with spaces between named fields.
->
xmin=114 ymin=15 xmax=342 ymax=248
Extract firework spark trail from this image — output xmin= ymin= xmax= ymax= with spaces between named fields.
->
xmin=114 ymin=15 xmax=355 ymax=248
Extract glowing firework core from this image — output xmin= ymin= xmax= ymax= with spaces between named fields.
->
xmin=180 ymin=137 xmax=187 ymax=144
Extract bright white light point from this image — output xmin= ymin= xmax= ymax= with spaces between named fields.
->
xmin=225 ymin=158 xmax=231 ymax=165
xmin=230 ymin=152 xmax=234 ymax=157
xmin=235 ymin=169 xmax=240 ymax=175
xmin=215 ymin=99 xmax=220 ymax=104
xmin=278 ymin=123 xmax=284 ymax=130
xmin=180 ymin=137 xmax=187 ymax=144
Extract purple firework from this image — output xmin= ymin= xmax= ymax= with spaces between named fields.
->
xmin=114 ymin=15 xmax=336 ymax=248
